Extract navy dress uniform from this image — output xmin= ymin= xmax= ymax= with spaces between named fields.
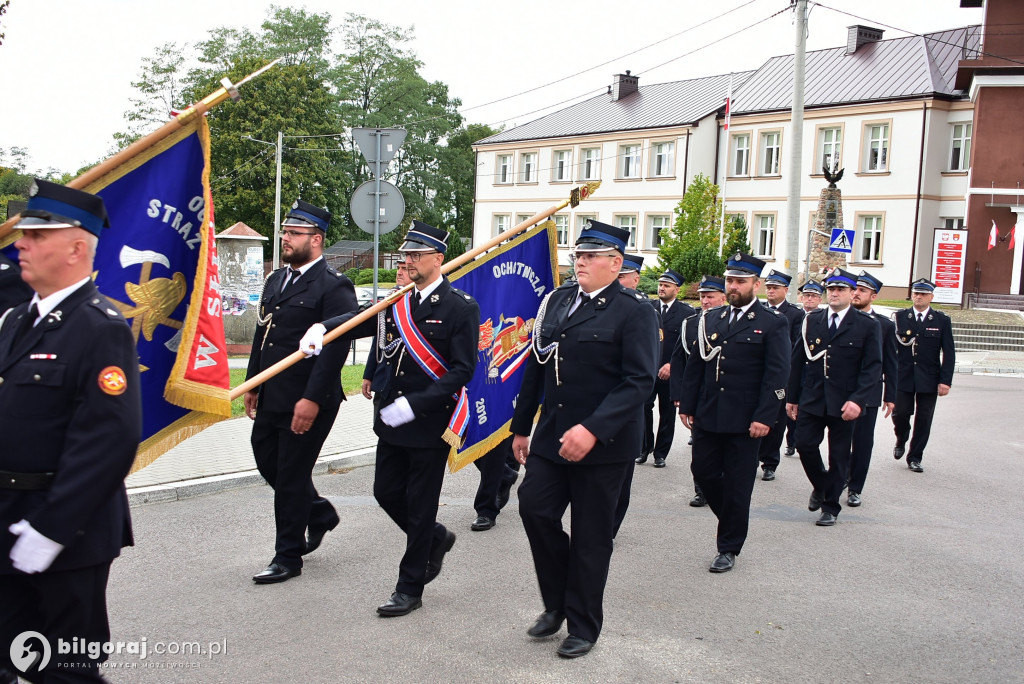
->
xmin=892 ymin=278 xmax=955 ymax=472
xmin=247 ymin=200 xmax=359 ymax=583
xmin=788 ymin=268 xmax=882 ymax=525
xmin=641 ymin=269 xmax=695 ymax=467
xmin=670 ymin=275 xmax=726 ymax=507
xmin=847 ymin=271 xmax=898 ymax=504
xmin=511 ymin=222 xmax=658 ymax=657
xmin=757 ymin=269 xmax=804 ymax=480
xmin=678 ymin=254 xmax=790 ymax=572
xmin=315 ymin=221 xmax=480 ymax=616
xmin=0 ymin=181 xmax=142 ymax=682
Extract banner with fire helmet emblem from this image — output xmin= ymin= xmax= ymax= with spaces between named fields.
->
xmin=446 ymin=222 xmax=558 ymax=472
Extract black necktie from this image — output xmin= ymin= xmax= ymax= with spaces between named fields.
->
xmin=771 ymin=305 xmax=778 ymax=311
xmin=571 ymin=292 xmax=591 ymax=317
xmin=917 ymin=313 xmax=923 ymax=324
xmin=12 ymin=303 xmax=39 ymax=347
xmin=282 ymin=268 xmax=300 ymax=293
xmin=829 ymin=312 xmax=839 ymax=338
xmin=729 ymin=307 xmax=743 ymax=326
xmin=412 ymin=291 xmax=421 ymax=310
xmin=661 ymin=303 xmax=668 ymax=317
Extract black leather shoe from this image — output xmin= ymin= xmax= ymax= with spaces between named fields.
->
xmin=808 ymin=490 xmax=822 ymax=511
xmin=497 ymin=472 xmax=518 ymax=510
xmin=557 ymin=635 xmax=595 ymax=658
xmin=252 ymin=563 xmax=301 ymax=584
xmin=689 ymin=492 xmax=706 ymax=507
xmin=784 ymin=446 xmax=796 ymax=456
xmin=304 ymin=516 xmax=340 ymax=555
xmin=894 ymin=444 xmax=905 ymax=460
xmin=470 ymin=515 xmax=495 ymax=531
xmin=709 ymin=552 xmax=735 ymax=573
xmin=847 ymin=491 xmax=862 ymax=507
xmin=376 ymin=591 xmax=422 ymax=617
xmin=908 ymin=461 xmax=924 ymax=473
xmin=653 ymin=457 xmax=666 ymax=468
xmin=527 ymin=610 xmax=566 ymax=638
xmin=635 ymin=452 xmax=649 ymax=464
xmin=816 ymin=511 xmax=837 ymax=526
xmin=762 ymin=468 xmax=776 ymax=481
xmin=424 ymin=530 xmax=456 ymax=584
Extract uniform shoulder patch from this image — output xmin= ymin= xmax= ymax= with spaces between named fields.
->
xmin=98 ymin=366 xmax=128 ymax=395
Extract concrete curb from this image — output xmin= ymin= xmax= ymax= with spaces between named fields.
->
xmin=126 ymin=447 xmax=377 ymax=507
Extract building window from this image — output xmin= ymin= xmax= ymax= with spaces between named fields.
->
xmin=519 ymin=152 xmax=537 ymax=183
xmin=760 ymin=132 xmax=781 ymax=175
xmin=753 ymin=214 xmax=775 ymax=258
xmin=863 ymin=123 xmax=889 ymax=172
xmin=651 ymin=142 xmax=674 ymax=177
xmin=580 ymin=147 xmax=601 ymax=180
xmin=496 ymin=155 xmax=512 ymax=184
xmin=950 ymin=123 xmax=972 ymax=171
xmin=647 ymin=215 xmax=671 ymax=249
xmin=552 ymin=149 xmax=572 ymax=182
xmin=619 ymin=144 xmax=641 ymax=179
xmin=730 ymin=134 xmax=750 ymax=176
xmin=493 ymin=214 xmax=510 ymax=237
xmin=942 ymin=217 xmax=965 ymax=230
xmin=616 ymin=215 xmax=638 ymax=249
xmin=857 ymin=215 xmax=883 ymax=262
xmin=818 ymin=127 xmax=842 ymax=173
xmin=554 ymin=214 xmax=569 ymax=246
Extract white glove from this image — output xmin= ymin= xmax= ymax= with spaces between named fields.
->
xmin=299 ymin=323 xmax=326 ymax=357
xmin=380 ymin=396 xmax=415 ymax=427
xmin=9 ymin=520 xmax=64 ymax=574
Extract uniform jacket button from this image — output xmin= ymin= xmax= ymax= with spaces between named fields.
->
xmin=268 ymin=343 xmax=274 ymax=347
xmin=275 ymin=306 xmax=280 ymax=310
xmin=397 ymin=391 xmax=403 ymax=396
xmin=271 ymin=324 xmax=276 ymax=328
xmin=33 ymin=374 xmax=41 ymax=381
xmin=399 ymin=371 xmax=405 ymax=376
xmin=0 ymin=377 xmax=4 ymax=385
xmin=720 ymin=387 xmax=725 ymax=392
xmin=557 ymin=403 xmax=563 ymax=408
xmin=560 ymin=334 xmax=566 ymax=338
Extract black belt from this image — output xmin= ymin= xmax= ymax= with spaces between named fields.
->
xmin=0 ymin=470 xmax=56 ymax=491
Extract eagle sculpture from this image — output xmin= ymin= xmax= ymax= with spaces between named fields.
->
xmin=823 ymin=165 xmax=844 ymax=188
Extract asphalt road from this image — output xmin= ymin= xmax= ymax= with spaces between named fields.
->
xmin=100 ymin=374 xmax=1024 ymax=683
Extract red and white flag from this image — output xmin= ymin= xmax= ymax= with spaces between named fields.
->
xmin=989 ymin=220 xmax=998 ymax=250
xmin=723 ymin=97 xmax=731 ymax=131
xmin=1009 ymin=226 xmax=1016 ymax=250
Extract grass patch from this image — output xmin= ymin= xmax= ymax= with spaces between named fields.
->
xmin=229 ymin=364 xmax=366 ymax=418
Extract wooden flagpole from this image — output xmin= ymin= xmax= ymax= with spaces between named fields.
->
xmin=230 ymin=181 xmax=601 ymax=400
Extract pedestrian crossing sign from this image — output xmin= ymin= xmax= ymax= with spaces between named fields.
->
xmin=828 ymin=228 xmax=854 ymax=253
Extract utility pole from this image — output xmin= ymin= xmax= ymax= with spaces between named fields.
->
xmin=272 ymin=130 xmax=283 ymax=270
xmin=783 ymin=0 xmax=808 ymax=297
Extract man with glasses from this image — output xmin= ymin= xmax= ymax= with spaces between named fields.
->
xmin=510 ymin=221 xmax=657 ymax=658
xmin=678 ymin=254 xmax=789 ymax=573
xmin=892 ymin=278 xmax=954 ymax=473
xmin=787 ymin=268 xmax=882 ymax=526
xmin=245 ymin=200 xmax=358 ymax=584
xmin=300 ymin=221 xmax=480 ymax=618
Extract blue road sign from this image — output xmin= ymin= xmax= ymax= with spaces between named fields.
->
xmin=829 ymin=228 xmax=854 ymax=253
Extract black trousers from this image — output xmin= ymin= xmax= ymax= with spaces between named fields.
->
xmin=611 ymin=460 xmax=635 ymax=538
xmin=690 ymin=427 xmax=760 ymax=554
xmin=642 ymin=379 xmax=675 ymax=460
xmin=373 ymin=439 xmax=451 ymax=597
xmin=0 ymin=562 xmax=112 ymax=683
xmin=472 ymin=436 xmax=518 ymax=519
xmin=849 ymin=405 xmax=879 ymax=495
xmin=785 ymin=416 xmax=796 ymax=448
xmin=796 ymin=412 xmax=855 ymax=516
xmin=757 ymin=401 xmax=789 ymax=471
xmin=518 ymin=455 xmax=630 ymax=644
xmin=893 ymin=391 xmax=938 ymax=463
xmin=252 ymin=404 xmax=341 ymax=570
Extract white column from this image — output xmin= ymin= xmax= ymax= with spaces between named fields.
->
xmin=1012 ymin=207 xmax=1024 ymax=294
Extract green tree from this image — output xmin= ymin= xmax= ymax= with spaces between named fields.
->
xmin=432 ymin=122 xmax=498 ymax=259
xmin=0 ymin=1 xmax=10 ymax=47
xmin=112 ymin=42 xmax=187 ymax=151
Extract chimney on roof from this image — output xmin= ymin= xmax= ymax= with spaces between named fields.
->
xmin=846 ymin=25 xmax=884 ymax=54
xmin=612 ymin=71 xmax=638 ymax=101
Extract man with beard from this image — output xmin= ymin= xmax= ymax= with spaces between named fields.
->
xmin=678 ymin=254 xmax=789 ymax=573
xmin=245 ymin=200 xmax=358 ymax=584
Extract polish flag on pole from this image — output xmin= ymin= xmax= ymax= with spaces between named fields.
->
xmin=1009 ymin=226 xmax=1016 ymax=250
xmin=989 ymin=220 xmax=999 ymax=250
xmin=723 ymin=96 xmax=731 ymax=131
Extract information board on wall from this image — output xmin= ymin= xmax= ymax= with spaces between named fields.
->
xmin=931 ymin=228 xmax=968 ymax=304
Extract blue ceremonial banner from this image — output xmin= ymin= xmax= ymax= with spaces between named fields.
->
xmin=446 ymin=222 xmax=558 ymax=472
xmin=1 ymin=119 xmax=231 ymax=473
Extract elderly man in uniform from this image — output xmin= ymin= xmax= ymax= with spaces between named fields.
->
xmin=511 ymin=221 xmax=657 ymax=658
xmin=892 ymin=278 xmax=954 ymax=473
xmin=671 ymin=275 xmax=726 ymax=507
xmin=0 ymin=180 xmax=142 ymax=683
xmin=799 ymin=279 xmax=824 ymax=314
xmin=847 ymin=270 xmax=898 ymax=506
xmin=678 ymin=254 xmax=789 ymax=573
xmin=787 ymin=268 xmax=882 ymax=526
xmin=245 ymin=200 xmax=358 ymax=584
xmin=756 ymin=269 xmax=803 ymax=481
xmin=301 ymin=221 xmax=480 ymax=617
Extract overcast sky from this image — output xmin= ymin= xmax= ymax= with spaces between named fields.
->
xmin=0 ymin=0 xmax=983 ymax=174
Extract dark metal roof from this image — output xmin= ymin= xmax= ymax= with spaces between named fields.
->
xmin=731 ymin=26 xmax=981 ymax=114
xmin=476 ymin=72 xmax=754 ymax=146
xmin=324 ymin=240 xmax=373 ymax=255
